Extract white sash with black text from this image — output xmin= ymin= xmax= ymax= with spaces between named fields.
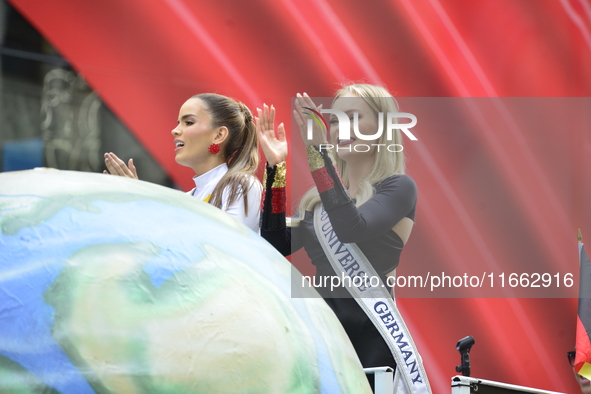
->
xmin=314 ymin=204 xmax=431 ymax=394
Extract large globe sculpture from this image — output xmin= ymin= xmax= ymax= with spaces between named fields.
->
xmin=0 ymin=169 xmax=372 ymax=394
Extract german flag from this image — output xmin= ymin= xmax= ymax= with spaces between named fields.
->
xmin=575 ymin=230 xmax=591 ymax=379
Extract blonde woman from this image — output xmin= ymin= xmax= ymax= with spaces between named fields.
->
xmin=257 ymin=84 xmax=430 ymax=392
xmin=104 ymin=93 xmax=262 ymax=232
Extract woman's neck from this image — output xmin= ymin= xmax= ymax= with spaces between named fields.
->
xmin=345 ymin=157 xmax=373 ymax=198
xmin=191 ymin=156 xmax=226 ymax=178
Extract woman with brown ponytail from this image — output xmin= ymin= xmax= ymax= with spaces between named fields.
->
xmin=104 ymin=93 xmax=262 ymax=231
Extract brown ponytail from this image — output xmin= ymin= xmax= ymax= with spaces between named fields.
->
xmin=193 ymin=93 xmax=259 ymax=215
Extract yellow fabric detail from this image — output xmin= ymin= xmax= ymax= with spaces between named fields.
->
xmin=306 ymin=146 xmax=324 ymax=171
xmin=272 ymin=161 xmax=286 ymax=189
xmin=579 ymin=362 xmax=591 ymax=380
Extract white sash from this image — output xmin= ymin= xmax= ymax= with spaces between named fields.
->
xmin=314 ymin=204 xmax=431 ymax=394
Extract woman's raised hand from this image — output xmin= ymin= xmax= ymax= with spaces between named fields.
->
xmin=293 ymin=92 xmax=327 ymax=147
xmin=103 ymin=152 xmax=138 ymax=179
xmin=255 ymin=104 xmax=287 ymax=167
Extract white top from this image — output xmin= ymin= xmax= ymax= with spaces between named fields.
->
xmin=188 ymin=163 xmax=261 ymax=232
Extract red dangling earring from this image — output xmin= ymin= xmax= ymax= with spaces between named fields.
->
xmin=208 ymin=143 xmax=221 ymax=154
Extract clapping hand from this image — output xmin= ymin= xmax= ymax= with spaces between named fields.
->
xmin=255 ymin=104 xmax=287 ymax=167
xmin=103 ymin=152 xmax=138 ymax=179
xmin=293 ymin=93 xmax=327 ymax=147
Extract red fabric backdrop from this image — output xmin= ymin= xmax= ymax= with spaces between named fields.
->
xmin=8 ymin=0 xmax=591 ymax=392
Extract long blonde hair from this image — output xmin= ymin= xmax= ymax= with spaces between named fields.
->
xmin=298 ymin=84 xmax=405 ymax=216
xmin=194 ymin=93 xmax=259 ymax=215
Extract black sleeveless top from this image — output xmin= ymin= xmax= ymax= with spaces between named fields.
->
xmin=263 ymin=174 xmax=416 ymax=294
xmin=292 ymin=175 xmax=416 ymax=298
